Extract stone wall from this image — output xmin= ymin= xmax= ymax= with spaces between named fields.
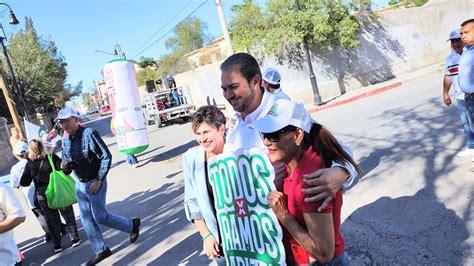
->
xmin=0 ymin=117 xmax=15 ymax=173
xmin=175 ymin=0 xmax=474 ymax=106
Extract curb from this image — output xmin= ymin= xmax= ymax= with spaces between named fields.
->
xmin=308 ymin=82 xmax=403 ymax=113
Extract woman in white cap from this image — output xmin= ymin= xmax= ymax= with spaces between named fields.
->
xmin=251 ymin=99 xmax=361 ymax=265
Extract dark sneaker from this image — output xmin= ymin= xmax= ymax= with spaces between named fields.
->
xmin=71 ymin=238 xmax=81 ymax=247
xmin=53 ymin=245 xmax=62 ymax=253
xmin=130 ymin=218 xmax=141 ymax=244
xmin=86 ymin=248 xmax=112 ymax=265
xmin=44 ymin=233 xmax=52 ymax=243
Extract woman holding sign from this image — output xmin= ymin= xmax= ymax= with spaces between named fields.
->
xmin=252 ymin=99 xmax=361 ymax=265
xmin=183 ymin=106 xmax=226 ymax=265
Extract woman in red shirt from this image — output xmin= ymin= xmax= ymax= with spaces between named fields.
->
xmin=252 ymin=99 xmax=361 ymax=265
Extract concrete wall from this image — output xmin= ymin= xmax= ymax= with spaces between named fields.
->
xmin=175 ymin=0 xmax=473 ymax=107
xmin=0 ymin=117 xmax=15 ymax=173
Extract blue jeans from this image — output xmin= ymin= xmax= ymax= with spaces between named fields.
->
xmin=457 ymin=99 xmax=474 ymax=149
xmin=313 ymin=252 xmax=349 ymax=266
xmin=76 ymin=179 xmax=133 ymax=254
xmin=126 ymin=154 xmax=138 ymax=165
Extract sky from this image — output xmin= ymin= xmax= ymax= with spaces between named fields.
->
xmin=5 ymin=0 xmax=388 ymax=94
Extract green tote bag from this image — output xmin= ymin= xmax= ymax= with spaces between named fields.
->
xmin=45 ymin=154 xmax=77 ymax=209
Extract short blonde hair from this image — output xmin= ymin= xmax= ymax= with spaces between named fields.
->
xmin=28 ymin=139 xmax=47 ymax=161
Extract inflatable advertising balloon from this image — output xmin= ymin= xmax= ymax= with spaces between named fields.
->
xmin=103 ymin=59 xmax=149 ymax=154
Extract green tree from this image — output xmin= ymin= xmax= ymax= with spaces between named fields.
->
xmin=81 ymin=92 xmax=94 ymax=108
xmin=157 ymin=17 xmax=211 ymax=77
xmin=165 ymin=17 xmax=209 ymax=54
xmin=5 ymin=17 xmax=82 ymax=113
xmin=137 ymin=56 xmax=157 ymax=69
xmin=230 ymin=0 xmax=361 ymax=56
xmin=136 ymin=68 xmax=158 ymax=87
xmin=229 ymin=0 xmax=266 ymax=53
xmin=388 ymin=0 xmax=401 ymax=5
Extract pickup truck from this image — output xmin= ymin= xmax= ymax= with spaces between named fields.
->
xmin=142 ymin=86 xmax=194 ymax=128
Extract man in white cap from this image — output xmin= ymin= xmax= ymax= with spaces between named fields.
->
xmin=262 ymin=67 xmax=291 ymax=100
xmin=56 ymin=106 xmax=141 ymax=265
xmin=442 ymin=28 xmax=474 ymax=157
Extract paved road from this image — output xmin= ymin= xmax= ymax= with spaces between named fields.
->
xmin=12 ymin=70 xmax=473 ymax=265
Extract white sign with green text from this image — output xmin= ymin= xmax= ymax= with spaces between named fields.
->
xmin=208 ymin=148 xmax=286 ymax=265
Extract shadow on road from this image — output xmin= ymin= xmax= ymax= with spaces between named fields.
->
xmin=139 ymin=140 xmax=198 ymax=167
xmin=19 ymin=180 xmax=210 ymax=265
xmin=341 ymin=96 xmax=472 ymax=263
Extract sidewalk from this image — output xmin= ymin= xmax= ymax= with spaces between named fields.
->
xmin=306 ymin=62 xmax=444 ymax=113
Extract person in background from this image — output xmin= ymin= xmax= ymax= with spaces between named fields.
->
xmin=167 ymin=74 xmax=181 ymax=105
xmin=262 ymin=67 xmax=291 ymax=100
xmin=110 ymin=118 xmax=139 ymax=168
xmin=57 ymin=107 xmax=140 ymax=265
xmin=9 ymin=141 xmax=54 ymax=243
xmin=20 ymin=139 xmax=81 ymax=253
xmin=10 ymin=127 xmax=26 ymax=160
xmin=183 ymin=106 xmax=227 ymax=265
xmin=252 ymin=99 xmax=361 ymax=265
xmin=0 ymin=183 xmax=26 ymax=265
xmin=442 ymin=28 xmax=474 ymax=157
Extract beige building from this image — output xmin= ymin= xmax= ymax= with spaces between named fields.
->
xmin=184 ymin=36 xmax=229 ymax=68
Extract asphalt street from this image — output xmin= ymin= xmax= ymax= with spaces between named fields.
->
xmin=11 ymin=69 xmax=473 ymax=265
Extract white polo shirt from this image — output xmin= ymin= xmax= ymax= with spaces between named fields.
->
xmin=0 ymin=184 xmax=25 ymax=265
xmin=272 ymin=88 xmax=291 ymax=100
xmin=445 ymin=50 xmax=464 ymax=100
xmin=224 ymin=90 xmax=357 ymax=186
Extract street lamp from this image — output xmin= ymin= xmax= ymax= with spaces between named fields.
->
xmin=95 ymin=43 xmax=126 ymax=60
xmin=295 ymin=0 xmax=322 ymax=105
xmin=0 ymin=3 xmax=29 ymax=119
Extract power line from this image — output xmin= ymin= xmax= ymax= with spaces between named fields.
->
xmin=132 ymin=0 xmax=208 ymax=59
xmin=133 ymin=0 xmax=193 ymax=55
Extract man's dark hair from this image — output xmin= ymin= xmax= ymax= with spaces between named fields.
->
xmin=461 ymin=19 xmax=474 ymax=27
xmin=220 ymin=53 xmax=262 ymax=84
xmin=268 ymin=83 xmax=280 ymax=90
xmin=191 ymin=105 xmax=226 ymax=133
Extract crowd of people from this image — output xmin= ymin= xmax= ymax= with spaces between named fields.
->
xmin=1 ymin=18 xmax=472 ymax=265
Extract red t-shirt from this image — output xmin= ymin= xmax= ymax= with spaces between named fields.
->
xmin=282 ymin=147 xmax=345 ymax=264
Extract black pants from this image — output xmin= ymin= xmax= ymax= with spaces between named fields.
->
xmin=35 ymin=186 xmax=79 ymax=247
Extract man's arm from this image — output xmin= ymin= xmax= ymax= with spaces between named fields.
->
xmin=443 ymin=75 xmax=452 ymax=106
xmin=89 ymin=129 xmax=112 ymax=181
xmin=302 ymin=141 xmax=358 ymax=211
xmin=0 ymin=185 xmax=26 ymax=233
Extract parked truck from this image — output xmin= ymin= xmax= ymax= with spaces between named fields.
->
xmin=142 ymin=86 xmax=194 ymax=128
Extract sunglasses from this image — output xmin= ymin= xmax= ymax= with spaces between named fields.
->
xmin=261 ymin=125 xmax=297 ymax=142
xmin=58 ymin=117 xmax=74 ymax=125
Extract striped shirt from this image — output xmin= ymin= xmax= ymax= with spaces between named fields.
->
xmin=445 ymin=50 xmax=464 ymax=100
xmin=62 ymin=126 xmax=112 ymax=181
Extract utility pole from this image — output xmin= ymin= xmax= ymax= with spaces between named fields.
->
xmin=0 ymin=62 xmax=23 ymax=134
xmin=295 ymin=0 xmax=322 ymax=105
xmin=215 ymin=0 xmax=234 ymax=57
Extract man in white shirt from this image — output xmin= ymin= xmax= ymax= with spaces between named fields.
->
xmin=220 ymin=53 xmax=358 ymax=210
xmin=262 ymin=67 xmax=291 ymax=100
xmin=443 ymin=28 xmax=474 ymax=157
xmin=0 ymin=183 xmax=26 ymax=265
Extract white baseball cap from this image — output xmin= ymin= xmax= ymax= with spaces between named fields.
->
xmin=251 ymin=99 xmax=314 ymax=134
xmin=55 ymin=107 xmax=78 ymax=121
xmin=447 ymin=28 xmax=461 ymax=41
xmin=14 ymin=141 xmax=28 ymax=156
xmin=262 ymin=67 xmax=281 ymax=85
